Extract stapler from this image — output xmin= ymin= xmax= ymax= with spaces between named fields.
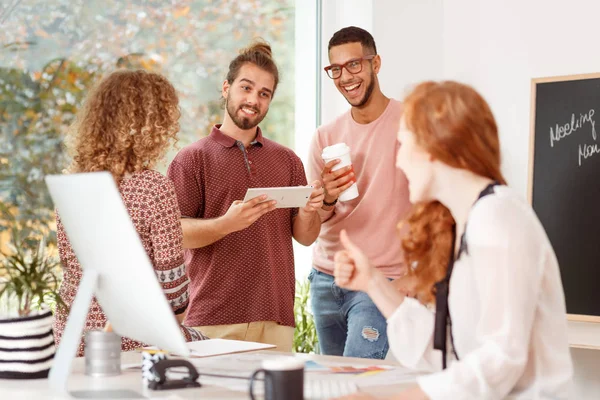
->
xmin=147 ymin=359 xmax=202 ymax=391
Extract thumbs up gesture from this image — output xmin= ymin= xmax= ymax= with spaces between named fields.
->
xmin=333 ymin=229 xmax=375 ymax=292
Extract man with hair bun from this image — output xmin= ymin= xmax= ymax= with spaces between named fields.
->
xmin=168 ymin=40 xmax=324 ymax=351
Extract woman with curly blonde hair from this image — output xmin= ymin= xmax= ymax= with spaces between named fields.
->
xmin=333 ymin=81 xmax=572 ymax=399
xmin=54 ymin=69 xmax=207 ymax=356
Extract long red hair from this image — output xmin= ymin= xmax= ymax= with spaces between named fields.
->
xmin=400 ymin=81 xmax=507 ymax=304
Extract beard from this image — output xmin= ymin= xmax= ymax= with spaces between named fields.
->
xmin=345 ymin=72 xmax=376 ymax=108
xmin=226 ymin=97 xmax=267 ymax=130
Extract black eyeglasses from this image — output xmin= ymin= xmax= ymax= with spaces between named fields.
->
xmin=324 ymin=55 xmax=376 ymax=79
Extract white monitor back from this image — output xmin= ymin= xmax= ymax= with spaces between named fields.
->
xmin=45 ymin=172 xmax=189 ymax=357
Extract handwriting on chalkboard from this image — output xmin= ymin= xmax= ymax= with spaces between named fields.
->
xmin=579 ymin=143 xmax=600 ymax=166
xmin=548 ymin=108 xmax=599 ymax=166
xmin=549 ymin=109 xmax=596 ymax=148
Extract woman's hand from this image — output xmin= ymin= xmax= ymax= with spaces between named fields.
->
xmin=334 ymin=229 xmax=376 ymax=292
xmin=335 ymin=230 xmax=408 ymax=318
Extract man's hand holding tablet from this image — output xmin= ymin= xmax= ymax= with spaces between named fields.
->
xmin=243 ymin=186 xmax=316 ymax=209
xmin=227 ymin=184 xmax=324 ymax=235
xmin=221 ymin=194 xmax=277 ymax=233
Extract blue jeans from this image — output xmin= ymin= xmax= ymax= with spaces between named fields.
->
xmin=308 ymin=268 xmax=389 ymax=359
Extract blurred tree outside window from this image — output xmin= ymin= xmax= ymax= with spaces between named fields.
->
xmin=0 ymin=0 xmax=295 ymax=239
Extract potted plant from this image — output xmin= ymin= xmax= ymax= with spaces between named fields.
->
xmin=293 ymin=279 xmax=319 ymax=354
xmin=0 ymin=221 xmax=63 ymax=379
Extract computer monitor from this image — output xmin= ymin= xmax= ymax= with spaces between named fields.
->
xmin=45 ymin=171 xmax=190 ymax=393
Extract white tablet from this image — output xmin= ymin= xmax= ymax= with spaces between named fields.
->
xmin=243 ymin=186 xmax=314 ymax=208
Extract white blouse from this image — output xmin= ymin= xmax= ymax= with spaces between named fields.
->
xmin=387 ymin=186 xmax=573 ymax=399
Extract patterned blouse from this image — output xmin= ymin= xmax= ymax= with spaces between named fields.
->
xmin=53 ymin=170 xmax=207 ymax=356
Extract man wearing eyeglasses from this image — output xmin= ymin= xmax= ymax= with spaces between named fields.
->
xmin=306 ymin=26 xmax=412 ymax=359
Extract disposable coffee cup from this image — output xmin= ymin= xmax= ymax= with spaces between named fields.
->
xmin=321 ymin=143 xmax=359 ymax=201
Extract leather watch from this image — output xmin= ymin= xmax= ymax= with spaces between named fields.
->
xmin=322 ymin=197 xmax=338 ymax=207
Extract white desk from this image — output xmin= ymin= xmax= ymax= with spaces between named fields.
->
xmin=0 ymin=351 xmax=418 ymax=399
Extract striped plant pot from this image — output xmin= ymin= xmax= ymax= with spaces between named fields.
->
xmin=0 ymin=308 xmax=55 ymax=379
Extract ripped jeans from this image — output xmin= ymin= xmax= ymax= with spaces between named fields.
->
xmin=308 ymin=268 xmax=389 ymax=359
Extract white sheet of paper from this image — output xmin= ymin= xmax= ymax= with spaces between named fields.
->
xmin=142 ymin=338 xmax=276 ymax=358
xmin=186 ymin=339 xmax=276 ymax=358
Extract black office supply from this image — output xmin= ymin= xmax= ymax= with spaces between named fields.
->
xmin=147 ymin=359 xmax=201 ymax=391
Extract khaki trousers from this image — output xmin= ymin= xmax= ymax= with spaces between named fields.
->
xmin=193 ymin=321 xmax=294 ymax=352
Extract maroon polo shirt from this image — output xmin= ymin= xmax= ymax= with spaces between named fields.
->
xmin=167 ymin=125 xmax=307 ymax=328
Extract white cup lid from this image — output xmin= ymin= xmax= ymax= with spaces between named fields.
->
xmin=262 ymin=357 xmax=305 ymax=371
xmin=322 ymin=143 xmax=350 ymax=159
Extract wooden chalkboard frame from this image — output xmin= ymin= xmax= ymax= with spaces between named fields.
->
xmin=528 ymin=72 xmax=600 ymax=323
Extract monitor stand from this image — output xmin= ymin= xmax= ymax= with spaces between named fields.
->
xmin=48 ymin=270 xmax=145 ymax=399
xmin=68 ymin=390 xmax=145 ymax=399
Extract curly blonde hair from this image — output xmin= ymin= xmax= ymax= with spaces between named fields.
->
xmin=400 ymin=81 xmax=507 ymax=305
xmin=66 ymin=69 xmax=180 ymax=182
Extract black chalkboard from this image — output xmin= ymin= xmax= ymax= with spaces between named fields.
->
xmin=529 ymin=74 xmax=600 ymax=320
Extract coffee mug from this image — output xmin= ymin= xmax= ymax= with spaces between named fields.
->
xmin=84 ymin=330 xmax=121 ymax=377
xmin=249 ymin=357 xmax=304 ymax=400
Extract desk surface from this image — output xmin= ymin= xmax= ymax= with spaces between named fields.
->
xmin=0 ymin=350 xmax=418 ymax=399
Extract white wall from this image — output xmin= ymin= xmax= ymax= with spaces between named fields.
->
xmin=321 ymin=0 xmax=600 ymax=397
xmin=443 ymin=0 xmax=600 ymax=197
xmin=373 ymin=0 xmax=444 ymax=99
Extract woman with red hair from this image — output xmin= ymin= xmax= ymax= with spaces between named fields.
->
xmin=333 ymin=81 xmax=572 ymax=399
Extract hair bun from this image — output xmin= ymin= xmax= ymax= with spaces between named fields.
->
xmin=244 ymin=39 xmax=272 ymax=58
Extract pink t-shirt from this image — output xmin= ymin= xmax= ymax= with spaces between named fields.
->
xmin=307 ymin=99 xmax=411 ymax=279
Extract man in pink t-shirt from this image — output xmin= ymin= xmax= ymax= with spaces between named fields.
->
xmin=307 ymin=27 xmax=412 ymax=359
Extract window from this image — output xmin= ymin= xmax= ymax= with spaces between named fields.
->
xmin=0 ymin=0 xmax=300 ymax=237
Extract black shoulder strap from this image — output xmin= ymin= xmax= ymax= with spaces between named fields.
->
xmin=433 ymin=181 xmax=500 ymax=369
xmin=433 ymin=225 xmax=457 ymax=369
